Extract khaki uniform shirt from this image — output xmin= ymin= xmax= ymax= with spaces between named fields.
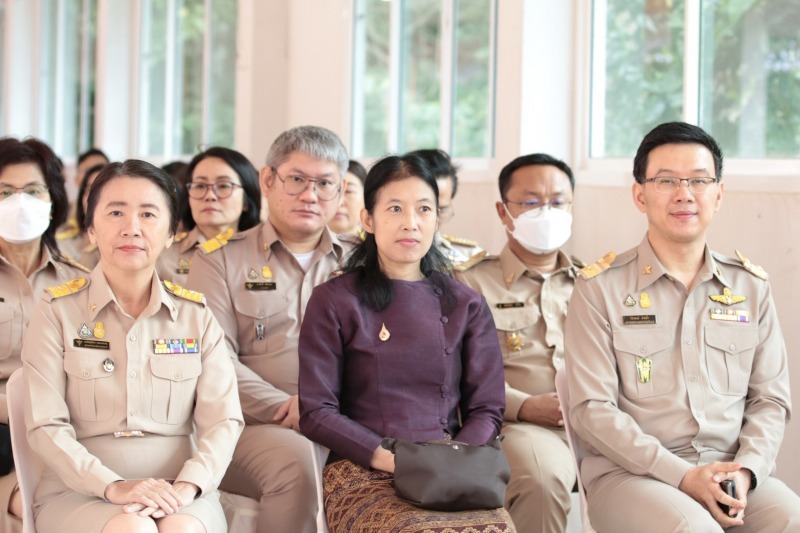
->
xmin=565 ymin=235 xmax=790 ymax=493
xmin=0 ymin=248 xmax=88 ymax=422
xmin=156 ymin=227 xmax=205 ymax=287
xmin=185 ymin=222 xmax=353 ymax=424
xmin=457 ymin=246 xmax=577 ymax=421
xmin=21 ymin=268 xmax=244 ymax=499
xmin=437 ymin=233 xmax=484 ymax=271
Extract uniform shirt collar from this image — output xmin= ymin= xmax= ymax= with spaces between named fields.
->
xmin=499 ymin=244 xmax=575 ymax=289
xmin=178 ymin=226 xmax=205 ymax=254
xmin=0 ymin=244 xmax=62 ymax=276
xmin=260 ymin=221 xmax=346 ymax=262
xmin=87 ymin=267 xmax=177 ymax=321
xmin=636 ymin=235 xmax=718 ymax=291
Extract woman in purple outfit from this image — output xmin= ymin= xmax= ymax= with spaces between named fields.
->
xmin=298 ymin=153 xmax=514 ymax=532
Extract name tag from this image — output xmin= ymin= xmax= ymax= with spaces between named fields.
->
xmin=73 ymin=339 xmax=111 ymax=350
xmin=622 ymin=315 xmax=656 ymax=325
xmin=496 ymin=302 xmax=524 ymax=309
xmin=245 ymin=282 xmax=277 ymax=291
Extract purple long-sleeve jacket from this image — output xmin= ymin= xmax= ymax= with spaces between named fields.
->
xmin=299 ymin=270 xmax=505 ymax=468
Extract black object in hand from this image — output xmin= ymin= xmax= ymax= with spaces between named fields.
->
xmin=719 ymin=479 xmax=737 ymax=515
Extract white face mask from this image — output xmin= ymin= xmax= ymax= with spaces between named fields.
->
xmin=0 ymin=193 xmax=52 ymax=244
xmin=505 ymin=205 xmax=572 ymax=255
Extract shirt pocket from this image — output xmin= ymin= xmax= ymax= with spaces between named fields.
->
xmin=613 ymin=329 xmax=674 ymax=399
xmin=0 ymin=306 xmax=14 ymax=360
xmin=490 ymin=306 xmax=538 ymax=360
xmin=233 ymin=291 xmax=288 ymax=355
xmin=63 ymin=350 xmax=116 ymax=421
xmin=704 ymin=325 xmax=759 ymax=396
xmin=149 ymin=354 xmax=202 ymax=424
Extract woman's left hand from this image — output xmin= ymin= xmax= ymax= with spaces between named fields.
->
xmin=123 ymin=481 xmax=200 ymax=518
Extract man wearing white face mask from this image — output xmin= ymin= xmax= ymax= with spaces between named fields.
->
xmin=457 ymin=153 xmax=579 ymax=533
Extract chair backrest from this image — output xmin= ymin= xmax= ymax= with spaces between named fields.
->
xmin=555 ymin=367 xmax=597 ymax=533
xmin=7 ymin=369 xmax=41 ymax=533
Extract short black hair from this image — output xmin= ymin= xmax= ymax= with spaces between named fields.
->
xmin=77 ymin=147 xmax=109 ymax=166
xmin=347 ymin=160 xmax=367 ymax=185
xmin=76 ymin=163 xmax=107 ymax=232
xmin=0 ymin=136 xmax=68 ymax=257
xmin=86 ymin=160 xmax=179 ymax=236
xmin=633 ymin=122 xmax=723 ymax=183
xmin=405 ymin=148 xmax=459 ymax=199
xmin=497 ymin=153 xmax=575 ymax=201
xmin=180 ymin=147 xmax=262 ymax=232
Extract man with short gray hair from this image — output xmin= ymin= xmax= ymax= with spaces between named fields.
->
xmin=187 ymin=125 xmax=354 ymax=532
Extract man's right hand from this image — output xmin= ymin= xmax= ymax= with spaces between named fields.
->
xmin=517 ymin=393 xmax=563 ymax=427
xmin=678 ymin=462 xmax=746 ymax=528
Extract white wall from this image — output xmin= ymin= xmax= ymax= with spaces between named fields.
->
xmin=235 ymin=0 xmax=800 ymax=492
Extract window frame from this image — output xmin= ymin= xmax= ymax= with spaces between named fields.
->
xmin=574 ymin=0 xmax=800 ymax=192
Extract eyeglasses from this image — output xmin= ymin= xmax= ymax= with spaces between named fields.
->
xmin=438 ymin=205 xmax=455 ymax=222
xmin=0 ymin=184 xmax=49 ymax=201
xmin=504 ymin=197 xmax=572 ymax=216
xmin=186 ymin=181 xmax=243 ymax=199
xmin=273 ymin=169 xmax=341 ymax=201
xmin=642 ymin=176 xmax=719 ymax=194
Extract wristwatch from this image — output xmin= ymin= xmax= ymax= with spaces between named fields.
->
xmin=748 ymin=469 xmax=757 ymax=491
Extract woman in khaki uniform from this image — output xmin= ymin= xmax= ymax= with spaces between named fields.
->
xmin=156 ymin=147 xmax=261 ymax=287
xmin=0 ymin=137 xmax=91 ymax=532
xmin=21 ymin=160 xmax=244 ymax=533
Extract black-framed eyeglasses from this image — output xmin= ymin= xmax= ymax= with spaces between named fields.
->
xmin=273 ymin=169 xmax=341 ymax=201
xmin=186 ymin=181 xmax=243 ymax=199
xmin=0 ymin=183 xmax=49 ymax=201
xmin=504 ymin=197 xmax=572 ymax=216
xmin=642 ymin=176 xmax=719 ymax=194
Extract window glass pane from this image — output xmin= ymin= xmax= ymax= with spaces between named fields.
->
xmin=140 ymin=0 xmax=170 ymax=155
xmin=700 ymin=0 xmax=800 ymax=158
xmin=207 ymin=0 xmax=237 ymax=147
xmin=0 ymin=0 xmax=5 ymax=136
xmin=352 ymin=0 xmax=391 ymax=157
xmin=451 ymin=0 xmax=493 ymax=158
xmin=592 ymin=0 xmax=684 ymax=157
xmin=178 ymin=0 xmax=205 ymax=155
xmin=399 ymin=0 xmax=441 ymax=152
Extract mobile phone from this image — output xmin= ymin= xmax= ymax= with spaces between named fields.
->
xmin=719 ymin=479 xmax=737 ymax=515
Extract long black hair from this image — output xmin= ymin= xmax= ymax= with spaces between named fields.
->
xmin=344 ymin=154 xmax=454 ymax=312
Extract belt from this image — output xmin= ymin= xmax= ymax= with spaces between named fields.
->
xmin=113 ymin=430 xmax=147 ymax=438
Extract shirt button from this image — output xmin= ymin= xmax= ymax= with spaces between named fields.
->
xmin=440 ymin=385 xmax=448 ymax=393
xmin=434 ymin=288 xmax=443 ymax=296
xmin=440 ymin=418 xmax=447 ymax=424
xmin=686 ymin=339 xmax=693 ymax=345
xmin=174 ymin=372 xmax=182 ymax=380
xmin=82 ymin=370 xmax=91 ymax=378
xmin=129 ymin=410 xmax=136 ymax=417
xmin=445 ymin=347 xmax=454 ymax=355
xmin=689 ymin=376 xmax=698 ymax=382
xmin=129 ymin=334 xmax=136 ymax=341
xmin=547 ymin=313 xmax=553 ymax=319
xmin=257 ymin=310 xmax=265 ymax=319
xmin=23 ymin=289 xmax=31 ymax=296
xmin=130 ymin=371 xmax=137 ymax=378
xmin=640 ymin=347 xmax=647 ymax=353
xmin=440 ymin=317 xmax=449 ymax=324
xmin=729 ymin=344 xmax=736 ymax=351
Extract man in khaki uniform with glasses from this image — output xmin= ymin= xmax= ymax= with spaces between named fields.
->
xmin=457 ymin=153 xmax=578 ymax=532
xmin=186 ymin=126 xmax=354 ymax=533
xmin=565 ymin=122 xmax=800 ymax=532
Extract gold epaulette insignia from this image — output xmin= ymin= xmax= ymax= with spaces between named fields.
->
xmin=173 ymin=231 xmax=188 ymax=243
xmin=735 ymin=250 xmax=768 ymax=280
xmin=453 ymin=251 xmax=489 ymax=272
xmin=60 ymin=253 xmax=92 ymax=274
xmin=443 ymin=234 xmax=478 ymax=247
xmin=163 ymin=280 xmax=204 ymax=303
xmin=82 ymin=242 xmax=98 ymax=254
xmin=199 ymin=228 xmax=235 ymax=254
xmin=56 ymin=221 xmax=80 ymax=240
xmin=46 ymin=277 xmax=88 ymax=298
xmin=578 ymin=252 xmax=616 ymax=280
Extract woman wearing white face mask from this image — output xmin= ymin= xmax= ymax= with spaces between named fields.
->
xmin=0 ymin=137 xmax=90 ymax=532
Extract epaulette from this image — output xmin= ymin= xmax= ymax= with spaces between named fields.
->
xmin=577 ymin=252 xmax=616 ymax=280
xmin=56 ymin=221 xmax=80 ymax=240
xmin=82 ymin=242 xmax=98 ymax=254
xmin=199 ymin=228 xmax=234 ymax=254
xmin=453 ymin=251 xmax=490 ymax=272
xmin=173 ymin=231 xmax=189 ymax=243
xmin=59 ymin=253 xmax=92 ymax=274
xmin=45 ymin=277 xmax=88 ymax=299
xmin=328 ymin=268 xmax=345 ymax=280
xmin=163 ymin=280 xmax=205 ymax=303
xmin=442 ymin=234 xmax=478 ymax=247
xmin=735 ymin=249 xmax=768 ymax=280
xmin=336 ymin=232 xmax=363 ymax=247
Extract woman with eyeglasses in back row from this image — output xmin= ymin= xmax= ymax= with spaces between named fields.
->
xmin=156 ymin=147 xmax=262 ymax=287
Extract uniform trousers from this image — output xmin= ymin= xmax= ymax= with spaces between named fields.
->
xmin=219 ymin=424 xmax=326 ymax=533
xmin=0 ymin=471 xmax=21 ymax=533
xmin=501 ymin=422 xmax=574 ymax=533
xmin=588 ymin=468 xmax=800 ymax=533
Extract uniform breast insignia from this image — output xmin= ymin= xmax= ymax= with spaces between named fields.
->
xmin=506 ymin=331 xmax=524 ymax=352
xmin=709 ymin=287 xmax=746 ymax=306
xmin=262 ymin=266 xmax=273 ymax=279
xmin=46 ymin=277 xmax=88 ymax=299
xmin=163 ymin=280 xmax=204 ymax=303
xmin=379 ymin=323 xmax=391 ymax=341
xmin=199 ymin=227 xmax=235 ymax=254
xmin=153 ymin=338 xmax=200 ymax=354
xmin=735 ymin=250 xmax=769 ymax=280
xmin=710 ymin=308 xmax=750 ymax=323
xmin=636 ymin=357 xmax=652 ymax=383
xmin=639 ymin=292 xmax=652 ymax=308
xmin=643 ymin=265 xmax=652 ymax=275
xmin=176 ymin=258 xmax=191 ymax=275
xmin=247 ymin=268 xmax=259 ymax=280
xmin=577 ymin=252 xmax=616 ymax=280
xmin=624 ymin=294 xmax=636 ymax=307
xmin=453 ymin=251 xmax=489 ymax=272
